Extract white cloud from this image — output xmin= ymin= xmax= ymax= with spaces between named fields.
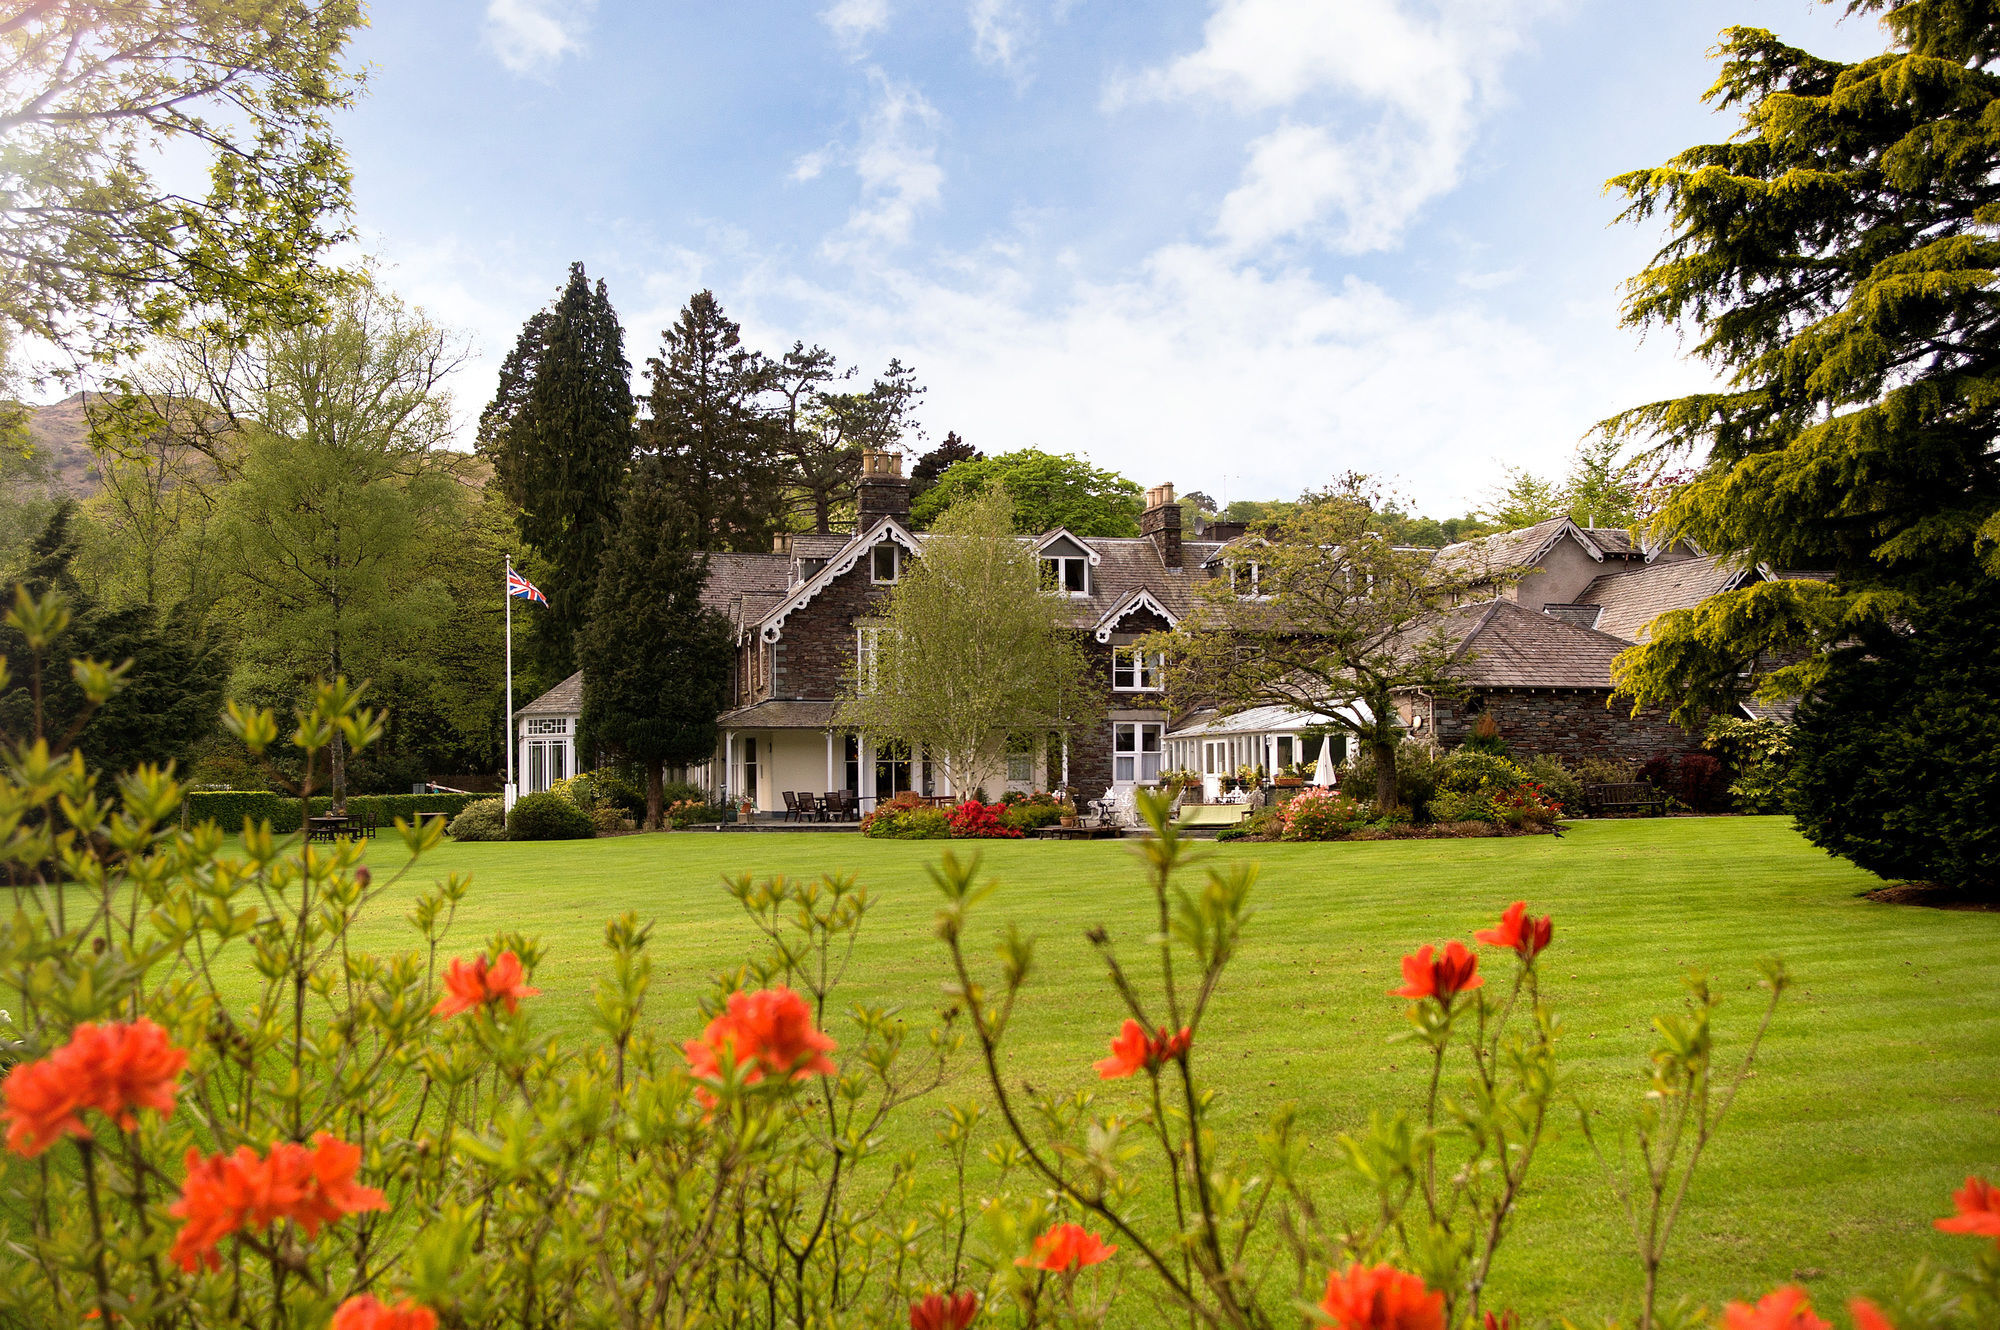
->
xmin=821 ymin=73 xmax=944 ymax=253
xmin=484 ymin=0 xmax=593 ymax=75
xmin=791 ymin=148 xmax=833 ymax=182
xmin=1114 ymin=0 xmax=1558 ymax=253
xmin=822 ymin=0 xmax=890 ymax=48
xmin=969 ymin=0 xmax=1030 ymax=71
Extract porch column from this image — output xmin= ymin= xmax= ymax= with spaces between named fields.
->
xmin=1061 ymin=733 xmax=1070 ymax=788
xmin=825 ymin=730 xmax=834 ymax=793
xmin=722 ymin=731 xmax=735 ymax=804
xmin=860 ymin=736 xmax=874 ymax=811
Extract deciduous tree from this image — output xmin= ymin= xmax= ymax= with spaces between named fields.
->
xmin=909 ymin=448 xmax=1142 ymax=536
xmin=837 ymin=487 xmax=1100 ymax=796
xmin=1156 ymin=476 xmax=1481 ymax=812
xmin=0 ymin=0 xmax=364 ymax=362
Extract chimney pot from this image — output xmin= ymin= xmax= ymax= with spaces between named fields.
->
xmin=1140 ymin=481 xmax=1183 ymax=569
xmin=855 ymin=449 xmax=911 ymax=525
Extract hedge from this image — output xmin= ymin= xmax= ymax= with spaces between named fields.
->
xmin=182 ymin=791 xmax=485 ymax=835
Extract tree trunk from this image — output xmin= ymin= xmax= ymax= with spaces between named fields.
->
xmin=330 ymin=731 xmax=347 ymax=811
xmin=815 ymin=492 xmax=832 ymax=534
xmin=646 ymin=760 xmax=664 ymax=831
xmin=1372 ymin=737 xmax=1400 ymax=814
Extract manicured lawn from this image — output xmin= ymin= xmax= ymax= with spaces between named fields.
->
xmin=306 ymin=818 xmax=1999 ymax=1321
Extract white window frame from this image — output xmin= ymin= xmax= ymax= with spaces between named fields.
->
xmin=1111 ymin=646 xmax=1163 ymax=692
xmin=1113 ymin=721 xmax=1164 ymax=785
xmin=871 ymin=542 xmax=900 ymax=584
xmin=1041 ymin=555 xmax=1088 ymax=597
xmin=856 ymin=626 xmax=881 ymax=692
xmin=1231 ymin=561 xmax=1268 ymax=599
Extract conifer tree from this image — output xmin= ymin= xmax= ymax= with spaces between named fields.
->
xmin=1603 ymin=0 xmax=2000 ymax=716
xmin=479 ymin=264 xmax=634 ymax=679
xmin=638 ymin=292 xmax=785 ymax=551
xmin=577 ymin=466 xmax=733 ymax=828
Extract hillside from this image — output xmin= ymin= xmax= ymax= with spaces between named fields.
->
xmin=21 ymin=392 xmax=103 ymax=498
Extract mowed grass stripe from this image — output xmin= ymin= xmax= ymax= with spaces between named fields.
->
xmin=213 ymin=818 xmax=1999 ymax=1321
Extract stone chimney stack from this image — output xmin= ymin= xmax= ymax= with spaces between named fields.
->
xmin=856 ymin=449 xmax=911 ymax=526
xmin=1140 ymin=482 xmax=1182 ymax=569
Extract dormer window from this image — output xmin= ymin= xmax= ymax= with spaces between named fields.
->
xmin=1231 ymin=561 xmax=1265 ymax=598
xmin=1041 ymin=556 xmax=1088 ymax=596
xmin=871 ymin=543 xmax=900 ymax=584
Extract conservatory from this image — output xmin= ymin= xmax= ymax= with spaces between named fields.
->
xmin=1163 ymin=703 xmax=1369 ymax=800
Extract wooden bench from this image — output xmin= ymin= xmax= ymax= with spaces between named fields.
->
xmin=1583 ymin=782 xmax=1665 ymax=817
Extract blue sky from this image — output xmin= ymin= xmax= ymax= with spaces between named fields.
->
xmin=343 ymin=1 xmax=1889 ymax=515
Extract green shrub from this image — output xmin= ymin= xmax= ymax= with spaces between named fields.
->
xmin=595 ymin=769 xmax=648 ymax=816
xmin=997 ymin=802 xmax=1063 ymax=833
xmin=1702 ymin=716 xmax=1797 ymax=814
xmin=181 ymin=791 xmax=487 ymax=836
xmin=1517 ymin=754 xmax=1583 ymax=816
xmin=508 ymin=790 xmax=595 ymax=841
xmin=1340 ymin=741 xmax=1440 ymax=817
xmin=668 ymin=799 xmax=723 ymax=829
xmin=1279 ymin=789 xmax=1370 ymax=841
xmin=1791 ymin=582 xmax=2000 ymax=895
xmin=448 ymin=798 xmax=507 ymax=841
xmin=590 ymin=804 xmax=629 ymax=834
xmin=660 ymin=780 xmax=710 ymax=807
xmin=1573 ymin=755 xmax=1637 ymax=785
xmin=861 ymin=806 xmax=950 ymax=839
xmin=1436 ymin=750 xmax=1528 ymax=794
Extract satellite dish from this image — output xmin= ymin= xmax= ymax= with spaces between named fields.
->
xmin=1410 ymin=713 xmax=1426 ymax=731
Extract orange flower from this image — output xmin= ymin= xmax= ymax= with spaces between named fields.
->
xmin=1390 ymin=942 xmax=1483 ymax=1004
xmin=1722 ymin=1287 xmax=1830 ymax=1330
xmin=1318 ymin=1263 xmax=1444 ymax=1330
xmin=1484 ymin=1312 xmax=1519 ymax=1330
xmin=682 ymin=987 xmax=837 ymax=1098
xmin=331 ymin=1295 xmax=438 ymax=1330
xmin=433 ymin=951 xmax=540 ymax=1017
xmin=1473 ymin=901 xmax=1553 ymax=963
xmin=1935 ymin=1175 xmax=2000 ymax=1241
xmin=1847 ymin=1300 xmax=1894 ymax=1330
xmin=909 ymin=1290 xmax=979 ymax=1330
xmin=167 ymin=1134 xmax=387 ymax=1272
xmin=1017 ymin=1222 xmax=1117 ymax=1272
xmin=2 ymin=1020 xmax=186 ymax=1157
xmin=1092 ymin=1019 xmax=1192 ymax=1078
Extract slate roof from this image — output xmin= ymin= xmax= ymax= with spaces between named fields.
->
xmin=717 ymin=699 xmax=841 ymax=729
xmin=1436 ymin=599 xmax=1634 ymax=689
xmin=1574 ymin=554 xmax=1757 ymax=642
xmin=519 ymin=670 xmax=582 ymax=716
xmin=1430 ymin=518 xmax=1586 ymax=581
xmin=1170 ymin=702 xmax=1371 ymax=736
xmin=1580 ymin=527 xmax=1639 ymax=555
xmin=699 ymin=552 xmax=797 ymax=633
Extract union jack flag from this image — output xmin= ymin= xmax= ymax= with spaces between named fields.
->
xmin=507 ymin=569 xmax=548 ymax=606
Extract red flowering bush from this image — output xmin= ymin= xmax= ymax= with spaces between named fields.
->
xmin=946 ymin=798 xmax=1022 ymax=838
xmin=1 ymin=587 xmax=1994 ymax=1330
xmin=1279 ymin=787 xmax=1370 ymax=840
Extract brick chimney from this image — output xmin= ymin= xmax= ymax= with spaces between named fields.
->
xmin=856 ymin=449 xmax=910 ymax=526
xmin=1140 ymin=482 xmax=1182 ymax=569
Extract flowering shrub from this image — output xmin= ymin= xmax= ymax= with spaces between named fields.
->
xmin=861 ymin=803 xmax=951 ymax=838
xmin=667 ymin=796 xmax=724 ymax=827
xmin=1428 ymin=750 xmax=1563 ymax=827
xmin=0 ymin=589 xmax=1993 ymax=1329
xmin=946 ymin=798 xmax=1022 ymax=838
xmin=1280 ymin=787 xmax=1371 ymax=840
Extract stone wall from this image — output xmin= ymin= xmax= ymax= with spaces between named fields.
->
xmin=1426 ymin=687 xmax=1697 ymax=768
xmin=761 ymin=546 xmax=896 ymax=701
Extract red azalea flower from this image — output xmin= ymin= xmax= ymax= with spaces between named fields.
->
xmin=1017 ymin=1222 xmax=1117 ymax=1272
xmin=433 ymin=951 xmax=541 ymax=1017
xmin=167 ymin=1134 xmax=388 ymax=1273
xmin=1092 ymin=1019 xmax=1192 ymax=1078
xmin=1484 ymin=1312 xmax=1519 ymax=1330
xmin=1473 ymin=901 xmax=1553 ymax=963
xmin=1390 ymin=942 xmax=1484 ymax=1003
xmin=1935 ymin=1175 xmax=2000 ymax=1240
xmin=2 ymin=1020 xmax=186 ymax=1157
xmin=1847 ymin=1300 xmax=1894 ymax=1330
xmin=909 ymin=1290 xmax=979 ymax=1330
xmin=682 ymin=986 xmax=838 ymax=1102
xmin=1318 ymin=1263 xmax=1444 ymax=1330
xmin=1722 ymin=1286 xmax=1831 ymax=1330
xmin=331 ymin=1295 xmax=438 ymax=1330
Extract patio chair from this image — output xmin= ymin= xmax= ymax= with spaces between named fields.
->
xmin=827 ymin=790 xmax=855 ymax=821
xmin=782 ymin=791 xmax=800 ymax=822
xmin=796 ymin=791 xmax=820 ymax=822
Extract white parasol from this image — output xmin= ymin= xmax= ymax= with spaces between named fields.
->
xmin=1311 ymin=740 xmax=1337 ymax=788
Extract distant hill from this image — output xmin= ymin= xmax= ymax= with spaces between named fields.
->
xmin=22 ymin=393 xmax=104 ymax=498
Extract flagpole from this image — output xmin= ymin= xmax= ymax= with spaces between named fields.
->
xmin=504 ymin=553 xmax=516 ymax=812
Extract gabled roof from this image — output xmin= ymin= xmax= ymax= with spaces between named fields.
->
xmin=1091 ymin=587 xmax=1178 ymax=642
xmin=519 ymin=670 xmax=583 ymax=716
xmin=757 ymin=515 xmax=923 ymax=643
xmin=1573 ymin=554 xmax=1764 ymax=642
xmin=1168 ymin=702 xmax=1372 ymax=737
xmin=1032 ymin=528 xmax=1103 ymax=564
xmin=1434 ymin=599 xmax=1634 ymax=689
xmin=1430 ymin=517 xmax=1602 ymax=582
